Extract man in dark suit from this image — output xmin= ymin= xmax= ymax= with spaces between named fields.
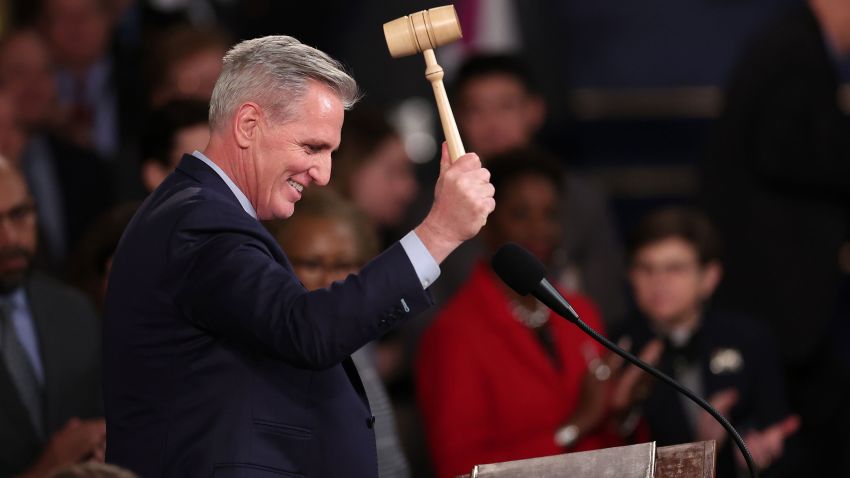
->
xmin=0 ymin=158 xmax=105 ymax=477
xmin=701 ymin=1 xmax=850 ymax=473
xmin=103 ymin=36 xmax=495 ymax=477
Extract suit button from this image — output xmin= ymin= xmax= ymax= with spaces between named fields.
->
xmin=366 ymin=415 xmax=376 ymax=429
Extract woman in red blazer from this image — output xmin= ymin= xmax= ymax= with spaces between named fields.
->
xmin=416 ymin=149 xmax=624 ymax=478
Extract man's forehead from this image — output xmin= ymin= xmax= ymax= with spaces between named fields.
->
xmin=280 ymin=83 xmax=344 ymax=122
xmin=464 ymin=74 xmax=528 ymax=95
xmin=0 ymin=169 xmax=30 ymax=208
xmin=635 ymin=238 xmax=700 ymax=260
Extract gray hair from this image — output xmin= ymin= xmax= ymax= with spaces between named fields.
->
xmin=208 ymin=35 xmax=360 ymax=129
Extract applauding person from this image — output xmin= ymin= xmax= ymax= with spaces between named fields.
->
xmin=617 ymin=208 xmax=800 ymax=477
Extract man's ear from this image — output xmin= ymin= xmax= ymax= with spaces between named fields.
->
xmin=699 ymin=261 xmax=723 ymax=299
xmin=233 ymin=102 xmax=261 ymax=149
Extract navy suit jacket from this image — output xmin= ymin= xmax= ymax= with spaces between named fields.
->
xmin=103 ymin=155 xmax=433 ymax=477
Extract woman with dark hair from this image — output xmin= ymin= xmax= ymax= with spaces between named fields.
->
xmin=416 ymin=148 xmax=645 ymax=477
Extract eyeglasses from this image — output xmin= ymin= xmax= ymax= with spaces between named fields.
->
xmin=631 ymin=260 xmax=700 ymax=277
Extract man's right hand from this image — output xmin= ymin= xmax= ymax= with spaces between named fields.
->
xmin=415 ymin=143 xmax=496 ymax=264
xmin=19 ymin=418 xmax=106 ymax=478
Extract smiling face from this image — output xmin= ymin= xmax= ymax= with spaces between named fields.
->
xmin=247 ymin=82 xmax=344 ymax=220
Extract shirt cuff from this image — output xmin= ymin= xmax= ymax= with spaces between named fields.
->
xmin=400 ymin=230 xmax=441 ymax=290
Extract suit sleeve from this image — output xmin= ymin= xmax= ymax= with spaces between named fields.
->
xmin=173 ymin=227 xmax=433 ymax=370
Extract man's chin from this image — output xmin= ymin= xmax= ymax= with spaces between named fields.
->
xmin=268 ymin=203 xmax=296 ymax=220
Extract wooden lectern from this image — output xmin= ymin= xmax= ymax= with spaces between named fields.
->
xmin=457 ymin=440 xmax=716 ymax=478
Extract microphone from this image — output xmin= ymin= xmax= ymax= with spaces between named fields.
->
xmin=491 ymin=243 xmax=759 ymax=478
xmin=492 ymin=243 xmax=581 ymax=323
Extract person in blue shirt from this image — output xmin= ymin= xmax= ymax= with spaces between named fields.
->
xmin=0 ymin=157 xmax=104 ymax=477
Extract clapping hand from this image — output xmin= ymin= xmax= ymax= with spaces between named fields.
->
xmin=698 ymin=388 xmax=800 ymax=471
xmin=737 ymin=415 xmax=800 ymax=470
xmin=20 ymin=417 xmax=106 ymax=478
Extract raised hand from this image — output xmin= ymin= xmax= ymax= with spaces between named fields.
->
xmin=415 ymin=143 xmax=496 ymax=263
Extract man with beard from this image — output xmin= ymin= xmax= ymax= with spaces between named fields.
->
xmin=0 ymin=157 xmax=105 ymax=477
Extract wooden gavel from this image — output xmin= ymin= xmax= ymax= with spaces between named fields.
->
xmin=383 ymin=5 xmax=466 ymax=162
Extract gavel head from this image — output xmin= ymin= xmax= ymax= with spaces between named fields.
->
xmin=383 ymin=5 xmax=463 ymax=58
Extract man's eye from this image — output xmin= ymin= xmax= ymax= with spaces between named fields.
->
xmin=7 ymin=204 xmax=34 ymax=223
xmin=305 ymin=145 xmax=321 ymax=154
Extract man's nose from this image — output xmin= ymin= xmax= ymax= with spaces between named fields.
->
xmin=311 ymin=158 xmax=332 ymax=186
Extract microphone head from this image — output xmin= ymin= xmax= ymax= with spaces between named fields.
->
xmin=491 ymin=243 xmax=547 ymax=296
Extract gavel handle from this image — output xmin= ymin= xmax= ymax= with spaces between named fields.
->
xmin=423 ymin=49 xmax=466 ymax=162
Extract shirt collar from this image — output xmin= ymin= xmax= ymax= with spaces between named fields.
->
xmin=191 ymin=150 xmax=258 ymax=219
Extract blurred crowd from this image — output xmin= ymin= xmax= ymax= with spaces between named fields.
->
xmin=0 ymin=0 xmax=848 ymax=477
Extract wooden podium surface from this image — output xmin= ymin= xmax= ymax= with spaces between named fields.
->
xmin=655 ymin=441 xmax=716 ymax=478
xmin=457 ymin=440 xmax=716 ymax=478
